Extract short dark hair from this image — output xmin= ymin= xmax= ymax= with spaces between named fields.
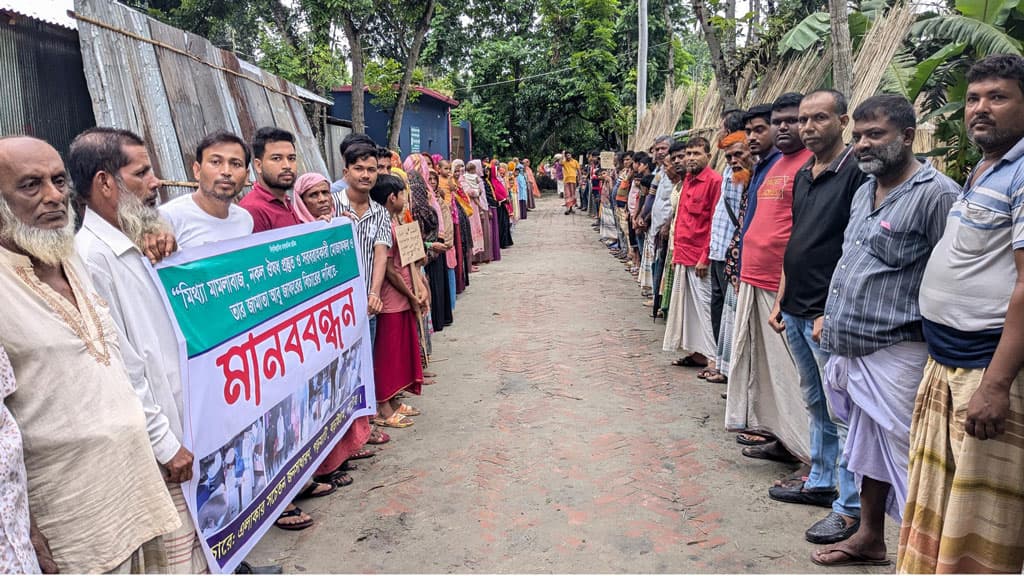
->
xmin=68 ymin=127 xmax=145 ymax=200
xmin=745 ymin=104 xmax=773 ymax=125
xmin=806 ymin=89 xmax=848 ymax=115
xmin=369 ymin=174 xmax=404 ymax=206
xmin=639 ymin=174 xmax=654 ymax=189
xmin=340 ymin=132 xmax=376 ymax=158
xmin=252 ymin=127 xmax=295 ymax=160
xmin=668 ymin=140 xmax=688 ymax=154
xmin=684 ymin=136 xmax=711 ymax=153
xmin=721 ymin=108 xmax=747 ymax=132
xmin=376 ymin=146 xmax=392 ymax=159
xmin=853 ymin=94 xmax=917 ymax=131
xmin=196 ymin=130 xmax=251 ymax=166
xmin=633 ymin=151 xmax=653 ymax=167
xmin=344 ymin=142 xmax=377 ymax=167
xmin=772 ymin=92 xmax=804 ymax=112
xmin=967 ymin=53 xmax=1024 ymax=96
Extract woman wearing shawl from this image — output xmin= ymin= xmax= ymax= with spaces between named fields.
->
xmin=523 ymin=158 xmax=540 ymax=210
xmin=448 ymin=161 xmax=475 ymax=285
xmin=481 ymin=161 xmax=502 ymax=261
xmin=406 ymin=155 xmax=453 ymax=333
xmin=290 ymin=174 xmax=379 ymax=492
xmin=430 ymin=167 xmax=458 ymax=312
xmin=501 ymin=162 xmax=519 ymax=222
xmin=436 ymin=160 xmax=466 ymax=295
xmin=490 ymin=161 xmax=514 ymax=248
xmin=453 ymin=160 xmax=484 ymax=271
xmin=463 ymin=160 xmax=490 ymax=264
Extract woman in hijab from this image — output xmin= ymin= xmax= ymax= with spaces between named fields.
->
xmin=453 ymin=160 xmax=483 ymax=271
xmin=290 ymin=174 xmax=380 ymax=495
xmin=430 ymin=167 xmax=458 ymax=315
xmin=490 ymin=160 xmax=514 ymax=249
xmin=406 ymin=155 xmax=453 ymax=333
xmin=515 ymin=163 xmax=529 ymax=221
xmin=463 ymin=160 xmax=490 ymax=265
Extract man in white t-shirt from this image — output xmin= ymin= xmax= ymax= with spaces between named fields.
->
xmin=160 ymin=131 xmax=254 ymax=248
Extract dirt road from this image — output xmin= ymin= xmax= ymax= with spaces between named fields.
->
xmin=249 ymin=194 xmax=895 ymax=573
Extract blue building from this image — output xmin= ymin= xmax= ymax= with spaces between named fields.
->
xmin=331 ymin=85 xmax=466 ymax=161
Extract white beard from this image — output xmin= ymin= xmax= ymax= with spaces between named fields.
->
xmin=115 ymin=183 xmax=169 ymax=249
xmin=0 ymin=194 xmax=76 ymax=266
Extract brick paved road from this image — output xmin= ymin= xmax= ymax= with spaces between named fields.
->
xmin=250 ymin=194 xmax=894 ymax=573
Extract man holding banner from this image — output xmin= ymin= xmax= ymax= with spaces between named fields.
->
xmin=71 ymin=127 xmax=209 ymax=573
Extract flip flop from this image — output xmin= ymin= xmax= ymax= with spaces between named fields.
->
xmin=274 ymin=507 xmax=313 ymax=531
xmin=294 ymin=481 xmax=335 ymax=500
xmin=742 ymin=443 xmax=801 ymax=463
xmin=697 ymin=368 xmax=716 ymax=379
xmin=671 ymin=356 xmax=708 ymax=368
xmin=810 ymin=548 xmax=891 ymax=567
xmin=373 ymin=413 xmax=414 ymax=428
xmin=397 ymin=403 xmax=421 ymax=417
xmin=736 ymin=432 xmax=774 ymax=446
xmin=348 ymin=448 xmax=376 ymax=460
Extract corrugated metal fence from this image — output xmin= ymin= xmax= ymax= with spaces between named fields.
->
xmin=74 ymin=0 xmax=331 ymax=200
xmin=0 ymin=12 xmax=95 ymax=157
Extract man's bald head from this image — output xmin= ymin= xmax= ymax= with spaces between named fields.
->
xmin=0 ymin=136 xmax=76 ymax=265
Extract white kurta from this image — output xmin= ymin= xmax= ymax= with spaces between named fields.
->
xmin=0 ymin=247 xmax=179 ymax=573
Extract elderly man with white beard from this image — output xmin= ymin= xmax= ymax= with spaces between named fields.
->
xmin=70 ymin=127 xmax=209 ymax=573
xmin=0 ymin=135 xmax=180 ymax=573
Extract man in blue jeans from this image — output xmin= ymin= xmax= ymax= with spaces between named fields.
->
xmin=767 ymin=89 xmax=866 ymax=544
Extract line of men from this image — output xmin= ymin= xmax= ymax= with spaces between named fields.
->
xmin=0 ymin=122 xmax=417 ymax=572
xmin=599 ymin=53 xmax=1024 ymax=572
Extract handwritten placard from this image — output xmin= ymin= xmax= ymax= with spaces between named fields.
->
xmin=395 ymin=222 xmax=426 ymax=265
xmin=600 ymin=151 xmax=615 ymax=170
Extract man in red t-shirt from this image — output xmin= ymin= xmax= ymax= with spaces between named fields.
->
xmin=725 ymin=92 xmax=814 ymax=467
xmin=662 ymin=137 xmax=722 ymax=370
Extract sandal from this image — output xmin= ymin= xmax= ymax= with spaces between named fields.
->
xmin=348 ymin=448 xmax=376 ymax=460
xmin=294 ymin=481 xmax=335 ymax=500
xmin=313 ymin=470 xmax=353 ymax=488
xmin=671 ymin=355 xmax=707 ymax=368
xmin=373 ymin=413 xmax=414 ymax=428
xmin=275 ymin=507 xmax=313 ymax=531
xmin=705 ymin=372 xmax=728 ymax=384
xmin=742 ymin=442 xmax=801 ymax=463
xmin=736 ymin=432 xmax=775 ymax=446
xmin=697 ymin=368 xmax=716 ymax=379
xmin=366 ymin=427 xmax=390 ymax=445
xmin=397 ymin=403 xmax=421 ymax=417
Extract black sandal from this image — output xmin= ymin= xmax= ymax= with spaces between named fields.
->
xmin=274 ymin=507 xmax=313 ymax=531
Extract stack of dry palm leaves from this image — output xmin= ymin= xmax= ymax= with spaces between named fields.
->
xmin=630 ymin=85 xmax=690 ymax=151
xmin=677 ymin=1 xmax=915 ymax=141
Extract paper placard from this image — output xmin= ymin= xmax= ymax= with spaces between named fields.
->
xmin=600 ymin=151 xmax=615 ymax=170
xmin=395 ymin=221 xmax=426 ymax=265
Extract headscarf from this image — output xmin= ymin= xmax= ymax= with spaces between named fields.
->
xmin=464 ymin=160 xmax=488 ymax=213
xmin=523 ymin=160 xmax=540 ymax=198
xmin=449 ymin=160 xmax=474 ymax=216
xmin=403 ymin=153 xmax=431 ymax=188
xmin=489 ymin=160 xmax=509 ymax=202
xmin=431 ymin=153 xmax=444 ymax=167
xmin=718 ymin=131 xmax=752 ymax=186
xmin=406 ymin=168 xmax=438 ymax=238
xmin=292 ymin=173 xmax=333 ymax=223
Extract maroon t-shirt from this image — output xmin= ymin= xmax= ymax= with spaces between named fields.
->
xmin=239 ymin=182 xmax=302 ymax=232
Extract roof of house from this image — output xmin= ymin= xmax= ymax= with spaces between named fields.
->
xmin=0 ymin=0 xmax=76 ymax=29
xmin=332 ymin=85 xmax=459 ymax=107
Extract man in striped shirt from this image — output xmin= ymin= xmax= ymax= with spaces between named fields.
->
xmin=899 ymin=54 xmax=1024 ymax=574
xmin=810 ymin=95 xmax=957 ymax=567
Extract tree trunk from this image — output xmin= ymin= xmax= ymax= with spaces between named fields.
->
xmin=691 ymin=0 xmax=737 ymax=110
xmin=637 ymin=0 xmax=648 ymax=128
xmin=749 ymin=0 xmax=761 ymax=45
xmin=341 ymin=15 xmax=366 ymax=134
xmin=663 ymin=0 xmax=674 ymax=94
xmin=829 ymin=0 xmax=854 ymax=97
xmin=388 ymin=0 xmax=438 ymax=150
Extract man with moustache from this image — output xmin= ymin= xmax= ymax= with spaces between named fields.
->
xmin=663 ymin=137 xmax=722 ymax=371
xmin=160 ymin=131 xmax=254 ymax=248
xmin=766 ymin=90 xmax=867 ymax=542
xmin=725 ymin=93 xmax=813 ymax=466
xmin=0 ymin=136 xmax=179 ymax=572
xmin=71 ymin=128 xmax=208 ymax=573
xmin=806 ymin=95 xmax=959 ymax=567
xmin=899 ymin=54 xmax=1024 ymax=574
xmin=240 ymin=127 xmax=301 ymax=232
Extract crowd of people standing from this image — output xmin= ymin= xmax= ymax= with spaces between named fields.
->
xmin=573 ymin=53 xmax=1024 ymax=573
xmin=0 ymin=115 xmax=541 ymax=572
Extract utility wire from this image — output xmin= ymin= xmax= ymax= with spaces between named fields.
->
xmin=453 ymin=38 xmax=675 ymax=94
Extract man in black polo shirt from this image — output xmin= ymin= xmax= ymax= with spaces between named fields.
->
xmin=766 ymin=89 xmax=867 ymax=544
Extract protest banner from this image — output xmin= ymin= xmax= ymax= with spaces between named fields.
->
xmin=600 ymin=151 xmax=615 ymax=170
xmin=151 ymin=220 xmax=376 ymax=573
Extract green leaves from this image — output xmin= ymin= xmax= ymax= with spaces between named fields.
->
xmin=913 ymin=14 xmax=1022 ymax=55
xmin=955 ymin=0 xmax=1021 ymax=26
xmin=779 ymin=12 xmax=831 ymax=56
